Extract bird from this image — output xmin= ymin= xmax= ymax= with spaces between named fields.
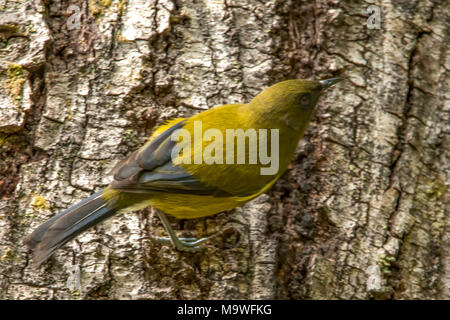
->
xmin=24 ymin=77 xmax=342 ymax=266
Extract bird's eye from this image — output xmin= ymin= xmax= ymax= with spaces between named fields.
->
xmin=298 ymin=93 xmax=311 ymax=106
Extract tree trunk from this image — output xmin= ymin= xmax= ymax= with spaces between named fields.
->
xmin=0 ymin=0 xmax=448 ymax=299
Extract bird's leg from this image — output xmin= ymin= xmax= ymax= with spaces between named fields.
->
xmin=150 ymin=209 xmax=207 ymax=252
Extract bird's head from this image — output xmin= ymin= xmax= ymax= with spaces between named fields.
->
xmin=248 ymin=78 xmax=342 ymax=131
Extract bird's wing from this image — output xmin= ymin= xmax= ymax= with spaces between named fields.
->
xmin=109 ymin=120 xmax=230 ymax=197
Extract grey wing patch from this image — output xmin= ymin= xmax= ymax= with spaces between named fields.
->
xmin=109 ymin=121 xmax=231 ymax=197
xmin=129 ymin=161 xmax=227 ymax=196
xmin=110 ymin=120 xmax=184 ymax=181
xmin=135 ymin=121 xmax=181 ymax=169
xmin=110 ymin=150 xmax=141 ymax=180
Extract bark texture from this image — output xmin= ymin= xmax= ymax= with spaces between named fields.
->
xmin=0 ymin=0 xmax=448 ymax=299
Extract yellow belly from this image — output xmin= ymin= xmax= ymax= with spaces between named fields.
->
xmin=149 ymin=193 xmax=247 ymax=219
xmin=103 ymin=173 xmax=278 ymax=219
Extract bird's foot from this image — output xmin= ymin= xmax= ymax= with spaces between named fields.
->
xmin=150 ymin=236 xmax=207 ymax=252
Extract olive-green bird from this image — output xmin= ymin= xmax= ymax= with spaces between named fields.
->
xmin=24 ymin=78 xmax=342 ymax=266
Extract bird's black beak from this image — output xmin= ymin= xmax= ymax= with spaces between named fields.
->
xmin=320 ymin=77 xmax=343 ymax=90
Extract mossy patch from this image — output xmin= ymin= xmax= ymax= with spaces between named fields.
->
xmin=377 ymin=254 xmax=396 ymax=276
xmin=122 ymin=128 xmax=140 ymax=145
xmin=4 ymin=63 xmax=26 ymax=104
xmin=0 ymin=248 xmax=15 ymax=262
xmin=89 ymin=0 xmax=112 ymax=16
xmin=117 ymin=0 xmax=127 ymax=15
xmin=31 ymin=195 xmax=50 ymax=211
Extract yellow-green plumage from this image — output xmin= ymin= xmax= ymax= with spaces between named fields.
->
xmin=24 ymin=78 xmax=342 ymax=265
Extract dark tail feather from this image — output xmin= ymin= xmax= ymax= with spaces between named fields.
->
xmin=24 ymin=189 xmax=119 ymax=266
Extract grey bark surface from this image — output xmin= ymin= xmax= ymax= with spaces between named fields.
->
xmin=0 ymin=0 xmax=448 ymax=299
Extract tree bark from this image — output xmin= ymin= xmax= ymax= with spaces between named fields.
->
xmin=0 ymin=0 xmax=448 ymax=299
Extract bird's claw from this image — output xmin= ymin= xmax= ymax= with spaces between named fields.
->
xmin=150 ymin=236 xmax=207 ymax=252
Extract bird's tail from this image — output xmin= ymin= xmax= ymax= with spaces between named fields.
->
xmin=24 ymin=189 xmax=119 ymax=266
